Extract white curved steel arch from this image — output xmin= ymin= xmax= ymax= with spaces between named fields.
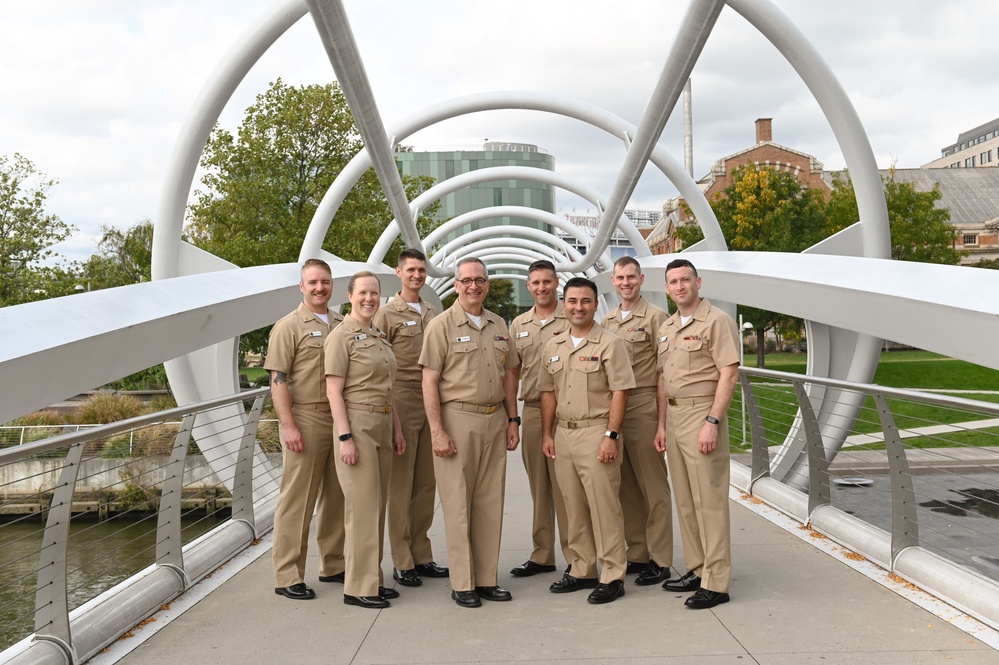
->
xmin=367 ymin=165 xmax=647 ymax=271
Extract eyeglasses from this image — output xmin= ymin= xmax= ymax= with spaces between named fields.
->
xmin=457 ymin=277 xmax=488 ymax=287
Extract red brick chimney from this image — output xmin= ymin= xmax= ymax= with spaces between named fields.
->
xmin=756 ymin=118 xmax=773 ymax=144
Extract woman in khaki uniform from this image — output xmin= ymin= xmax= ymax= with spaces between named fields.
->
xmin=325 ymin=271 xmax=405 ymax=609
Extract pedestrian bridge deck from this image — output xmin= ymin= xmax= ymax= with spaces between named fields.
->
xmin=98 ymin=462 xmax=999 ymax=665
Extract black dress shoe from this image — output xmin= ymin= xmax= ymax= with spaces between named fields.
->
xmin=587 ymin=579 xmax=625 ymax=605
xmin=625 ymin=560 xmax=648 ymax=575
xmin=318 ymin=572 xmax=345 ymax=584
xmin=663 ymin=570 xmax=701 ymax=592
xmin=379 ymin=586 xmax=400 ymax=599
xmin=684 ymin=588 xmax=730 ymax=609
xmin=635 ymin=560 xmax=671 ymax=586
xmin=549 ymin=573 xmax=600 ymax=593
xmin=475 ymin=585 xmax=512 ymax=601
xmin=414 ymin=561 xmax=449 ymax=578
xmin=451 ymin=590 xmax=481 ymax=608
xmin=510 ymin=560 xmax=557 ymax=577
xmin=393 ymin=568 xmax=422 ymax=587
xmin=274 ymin=583 xmax=316 ymax=600
xmin=344 ymin=594 xmax=390 ymax=609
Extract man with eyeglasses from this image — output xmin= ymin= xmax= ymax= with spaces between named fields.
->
xmin=419 ymin=257 xmax=521 ymax=608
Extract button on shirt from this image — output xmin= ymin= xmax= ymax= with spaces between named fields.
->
xmin=324 ymin=317 xmax=397 ymax=404
xmin=510 ymin=303 xmax=569 ymax=403
xmin=538 ymin=326 xmax=636 ymax=422
xmin=601 ymin=296 xmax=668 ymax=389
xmin=419 ymin=304 xmax=519 ymax=406
xmin=264 ymin=302 xmax=344 ymax=405
xmin=657 ymin=298 xmax=740 ymax=398
xmin=373 ymin=293 xmax=437 ymax=382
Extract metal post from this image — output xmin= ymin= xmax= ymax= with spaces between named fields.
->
xmin=231 ymin=395 xmax=266 ymax=533
xmin=872 ymin=394 xmax=919 ymax=564
xmin=33 ymin=441 xmax=85 ymax=662
xmin=791 ymin=379 xmax=830 ymax=517
xmin=740 ymin=371 xmax=770 ymax=490
xmin=156 ymin=413 xmax=196 ymax=583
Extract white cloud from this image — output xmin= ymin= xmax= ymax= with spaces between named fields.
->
xmin=3 ymin=0 xmax=998 ymax=264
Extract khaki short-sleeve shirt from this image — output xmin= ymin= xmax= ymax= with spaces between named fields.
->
xmin=539 ymin=326 xmax=636 ymax=422
xmin=324 ymin=316 xmax=397 ymax=405
xmin=264 ymin=302 xmax=344 ymax=405
xmin=509 ymin=303 xmax=569 ymax=403
xmin=601 ymin=296 xmax=668 ymax=389
xmin=657 ymin=298 xmax=740 ymax=398
xmin=373 ymin=292 xmax=437 ymax=382
xmin=419 ymin=303 xmax=519 ymax=406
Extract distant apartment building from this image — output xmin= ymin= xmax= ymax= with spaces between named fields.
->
xmin=558 ymin=208 xmax=662 ymax=270
xmin=395 ymin=142 xmax=555 ymax=307
xmin=923 ymin=116 xmax=999 ymax=170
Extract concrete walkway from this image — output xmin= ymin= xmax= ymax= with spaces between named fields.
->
xmin=103 ymin=461 xmax=999 ymax=665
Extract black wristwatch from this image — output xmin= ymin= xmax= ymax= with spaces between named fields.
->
xmin=508 ymin=416 xmax=521 ymax=425
xmin=604 ymin=430 xmax=619 ymax=440
xmin=338 ymin=432 xmax=353 ymax=441
xmin=705 ymin=415 xmax=720 ymax=425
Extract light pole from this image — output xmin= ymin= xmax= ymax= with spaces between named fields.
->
xmin=739 ymin=314 xmax=754 ymax=446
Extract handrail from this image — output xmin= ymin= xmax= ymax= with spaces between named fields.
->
xmin=0 ymin=388 xmax=275 ymax=664
xmin=735 ymin=365 xmax=999 ymax=631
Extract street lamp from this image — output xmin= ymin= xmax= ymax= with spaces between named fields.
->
xmin=739 ymin=315 xmax=754 ymax=446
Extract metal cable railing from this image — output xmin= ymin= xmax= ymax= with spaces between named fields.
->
xmin=0 ymin=388 xmax=278 ymax=663
xmin=731 ymin=366 xmax=999 ymax=630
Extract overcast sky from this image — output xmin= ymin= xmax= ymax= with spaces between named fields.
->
xmin=3 ymin=0 xmax=998 ymax=265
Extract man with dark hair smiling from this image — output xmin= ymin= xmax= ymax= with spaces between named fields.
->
xmin=540 ymin=277 xmax=635 ymax=605
xmin=508 ymin=260 xmax=570 ymax=578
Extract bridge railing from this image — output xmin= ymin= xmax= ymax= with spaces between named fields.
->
xmin=0 ymin=388 xmax=279 ymax=664
xmin=732 ymin=366 xmax=999 ymax=630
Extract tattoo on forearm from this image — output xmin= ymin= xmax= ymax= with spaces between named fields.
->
xmin=273 ymin=372 xmax=288 ymax=384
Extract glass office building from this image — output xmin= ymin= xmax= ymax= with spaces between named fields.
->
xmin=396 ymin=142 xmax=556 ymax=309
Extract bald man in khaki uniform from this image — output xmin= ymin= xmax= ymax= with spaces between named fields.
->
xmin=420 ymin=258 xmax=521 ymax=608
xmin=373 ymin=249 xmax=449 ymax=587
xmin=540 ymin=277 xmax=635 ymax=605
xmin=655 ymin=258 xmax=739 ymax=610
xmin=265 ymin=259 xmax=345 ymax=601
xmin=508 ymin=260 xmax=570 ymax=577
xmin=601 ymin=256 xmax=673 ymax=586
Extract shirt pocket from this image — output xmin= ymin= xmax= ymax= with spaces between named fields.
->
xmin=576 ymin=358 xmax=607 ymax=392
xmin=351 ymin=337 xmax=378 ymax=364
xmin=492 ymin=339 xmax=510 ymax=369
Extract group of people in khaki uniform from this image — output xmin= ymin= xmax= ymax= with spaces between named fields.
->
xmin=266 ymin=251 xmax=739 ymax=612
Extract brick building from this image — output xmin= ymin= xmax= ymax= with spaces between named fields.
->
xmin=648 ymin=118 xmax=830 ymax=254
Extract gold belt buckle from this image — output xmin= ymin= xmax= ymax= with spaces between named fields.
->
xmin=668 ymin=397 xmax=678 ymax=406
xmin=565 ymin=421 xmax=578 ymax=429
xmin=484 ymin=404 xmax=497 ymax=414
xmin=381 ymin=405 xmax=391 ymax=414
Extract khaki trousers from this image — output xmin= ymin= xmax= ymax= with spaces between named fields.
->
xmin=272 ymin=402 xmax=345 ymax=587
xmin=620 ymin=391 xmax=674 ymax=567
xmin=665 ymin=401 xmax=731 ymax=593
xmin=435 ymin=406 xmax=507 ymax=591
xmin=521 ymin=403 xmax=569 ymax=566
xmin=387 ymin=382 xmax=437 ymax=569
xmin=554 ymin=422 xmax=626 ymax=583
xmin=335 ymin=408 xmax=393 ymax=597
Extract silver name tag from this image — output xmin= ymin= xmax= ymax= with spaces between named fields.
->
xmin=548 ymin=355 xmax=560 ymax=363
xmin=516 ymin=331 xmax=529 ymax=338
xmin=456 ymin=336 xmax=472 ymax=343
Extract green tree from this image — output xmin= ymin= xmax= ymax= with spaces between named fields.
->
xmin=80 ymin=220 xmax=154 ymax=289
xmin=0 ymin=153 xmax=75 ymax=306
xmin=826 ymin=169 xmax=963 ymax=264
xmin=185 ymin=78 xmax=437 ymax=359
xmin=675 ymin=165 xmax=832 ymax=366
xmin=975 ymin=258 xmax=999 ymax=270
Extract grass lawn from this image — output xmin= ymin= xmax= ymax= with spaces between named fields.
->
xmin=729 ymin=350 xmax=999 ymax=450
